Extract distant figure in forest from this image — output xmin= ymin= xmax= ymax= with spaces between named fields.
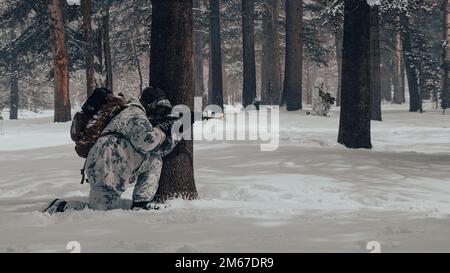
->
xmin=308 ymin=85 xmax=336 ymax=117
xmin=44 ymin=87 xmax=179 ymax=213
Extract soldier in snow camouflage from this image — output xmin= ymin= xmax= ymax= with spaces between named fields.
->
xmin=86 ymin=91 xmax=178 ymax=211
xmin=310 ymin=88 xmax=336 ymax=117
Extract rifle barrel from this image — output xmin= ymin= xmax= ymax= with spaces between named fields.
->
xmin=166 ymin=111 xmax=223 ymax=123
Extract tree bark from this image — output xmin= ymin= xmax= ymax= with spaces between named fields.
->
xmin=208 ymin=0 xmax=224 ymax=108
xmin=242 ymin=0 xmax=257 ymax=107
xmin=335 ymin=30 xmax=343 ymax=107
xmin=9 ymin=76 xmax=19 ymax=120
xmin=48 ymin=0 xmax=71 ymax=123
xmin=282 ymin=0 xmax=303 ymax=111
xmin=150 ymin=0 xmax=198 ymax=201
xmin=393 ymin=19 xmax=403 ymax=104
xmin=8 ymin=31 xmax=19 ymax=120
xmin=400 ymin=55 xmax=406 ymax=103
xmin=261 ymin=0 xmax=282 ymax=106
xmin=441 ymin=0 xmax=450 ymax=111
xmin=370 ymin=6 xmax=381 ymax=121
xmin=338 ymin=0 xmax=372 ymax=149
xmin=81 ymin=0 xmax=95 ymax=97
xmin=102 ymin=8 xmax=113 ymax=92
xmin=400 ymin=14 xmax=422 ymax=112
xmin=194 ymin=0 xmax=206 ymax=106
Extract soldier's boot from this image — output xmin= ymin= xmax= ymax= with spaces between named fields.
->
xmin=131 ymin=201 xmax=160 ymax=211
xmin=43 ymin=199 xmax=87 ymax=214
xmin=43 ymin=199 xmax=67 ymax=214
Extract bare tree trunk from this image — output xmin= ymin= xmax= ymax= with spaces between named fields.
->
xmin=335 ymin=30 xmax=343 ymax=106
xmin=441 ymin=0 xmax=450 ymax=112
xmin=400 ymin=13 xmax=422 ymax=112
xmin=370 ymin=6 xmax=382 ymax=121
xmin=8 ymin=31 xmax=19 ymax=120
xmin=261 ymin=0 xmax=282 ymax=105
xmin=242 ymin=0 xmax=257 ymax=107
xmin=282 ymin=0 xmax=303 ymax=111
xmin=393 ymin=19 xmax=403 ymax=104
xmin=102 ymin=8 xmax=113 ymax=91
xmin=48 ymin=0 xmax=71 ymax=122
xmin=81 ymin=0 xmax=95 ymax=97
xmin=9 ymin=76 xmax=19 ymax=120
xmin=208 ymin=0 xmax=224 ymax=108
xmin=150 ymin=0 xmax=198 ymax=201
xmin=194 ymin=0 xmax=206 ymax=106
xmin=338 ymin=0 xmax=372 ymax=149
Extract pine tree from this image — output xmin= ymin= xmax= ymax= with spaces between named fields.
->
xmin=261 ymin=0 xmax=282 ymax=105
xmin=150 ymin=0 xmax=198 ymax=201
xmin=47 ymin=0 xmax=71 ymax=122
xmin=282 ymin=0 xmax=303 ymax=111
xmin=370 ymin=6 xmax=382 ymax=121
xmin=338 ymin=0 xmax=372 ymax=149
xmin=242 ymin=0 xmax=257 ymax=107
xmin=208 ymin=0 xmax=224 ymax=108
xmin=194 ymin=0 xmax=206 ymax=105
xmin=81 ymin=0 xmax=96 ymax=97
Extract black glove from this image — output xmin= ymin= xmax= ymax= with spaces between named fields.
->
xmin=156 ymin=119 xmax=176 ymax=137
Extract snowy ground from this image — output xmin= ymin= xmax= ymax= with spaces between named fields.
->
xmin=0 ymin=103 xmax=449 ymax=253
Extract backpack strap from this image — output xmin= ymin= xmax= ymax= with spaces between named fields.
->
xmin=80 ymin=160 xmax=88 ymax=184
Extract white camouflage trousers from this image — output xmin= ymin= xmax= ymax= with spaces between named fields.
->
xmin=88 ymin=155 xmax=163 ymax=210
xmin=312 ymin=97 xmax=332 ymax=116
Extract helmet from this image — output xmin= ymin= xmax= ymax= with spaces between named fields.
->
xmin=140 ymin=86 xmax=172 ymax=115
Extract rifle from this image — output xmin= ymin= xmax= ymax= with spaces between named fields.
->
xmin=164 ymin=111 xmax=224 ymax=123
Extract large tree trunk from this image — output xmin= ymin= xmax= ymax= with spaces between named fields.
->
xmin=102 ymin=8 xmax=113 ymax=92
xmin=441 ymin=0 xmax=450 ymax=112
xmin=261 ymin=0 xmax=282 ymax=105
xmin=282 ymin=0 xmax=303 ymax=111
xmin=9 ymin=76 xmax=19 ymax=120
xmin=370 ymin=6 xmax=381 ymax=121
xmin=81 ymin=0 xmax=95 ymax=97
xmin=400 ymin=14 xmax=422 ymax=113
xmin=150 ymin=0 xmax=198 ymax=201
xmin=194 ymin=0 xmax=206 ymax=106
xmin=393 ymin=20 xmax=403 ymax=104
xmin=335 ymin=30 xmax=343 ymax=106
xmin=242 ymin=0 xmax=257 ymax=107
xmin=208 ymin=0 xmax=224 ymax=108
xmin=338 ymin=0 xmax=372 ymax=149
xmin=48 ymin=0 xmax=71 ymax=123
